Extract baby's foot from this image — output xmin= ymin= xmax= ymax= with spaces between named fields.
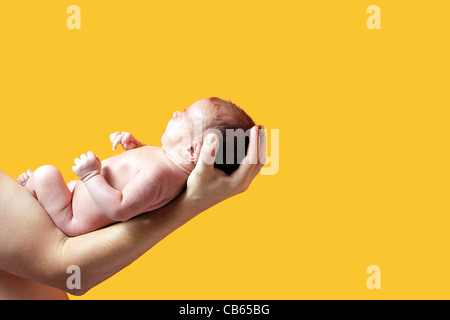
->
xmin=17 ymin=170 xmax=33 ymax=187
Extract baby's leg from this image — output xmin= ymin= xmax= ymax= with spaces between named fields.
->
xmin=24 ymin=165 xmax=78 ymax=236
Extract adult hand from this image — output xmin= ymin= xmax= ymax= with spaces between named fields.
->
xmin=185 ymin=125 xmax=266 ymax=210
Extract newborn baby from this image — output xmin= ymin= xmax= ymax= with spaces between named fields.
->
xmin=17 ymin=97 xmax=255 ymax=236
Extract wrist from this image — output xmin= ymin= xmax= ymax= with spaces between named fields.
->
xmin=81 ymin=171 xmax=101 ymax=183
xmin=182 ymin=192 xmax=218 ymax=214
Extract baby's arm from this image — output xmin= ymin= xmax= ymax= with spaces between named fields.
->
xmin=73 ymin=151 xmax=160 ymax=221
xmin=110 ymin=132 xmax=148 ymax=151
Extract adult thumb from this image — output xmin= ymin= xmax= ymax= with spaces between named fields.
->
xmin=195 ymin=133 xmax=219 ymax=173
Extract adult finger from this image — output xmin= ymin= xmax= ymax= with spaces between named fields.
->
xmin=248 ymin=126 xmax=259 ymax=166
xmin=258 ymin=125 xmax=267 ymax=166
xmin=193 ymin=133 xmax=219 ymax=175
xmin=248 ymin=125 xmax=267 ymax=181
xmin=231 ymin=126 xmax=258 ymax=184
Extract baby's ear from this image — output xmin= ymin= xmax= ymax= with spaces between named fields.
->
xmin=188 ymin=140 xmax=202 ymax=163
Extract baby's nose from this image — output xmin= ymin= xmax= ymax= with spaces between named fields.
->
xmin=173 ymin=111 xmax=181 ymax=118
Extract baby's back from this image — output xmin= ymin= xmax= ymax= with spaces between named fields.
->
xmin=70 ymin=146 xmax=188 ymax=234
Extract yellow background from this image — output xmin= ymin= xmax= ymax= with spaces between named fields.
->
xmin=1 ymin=1 xmax=449 ymax=299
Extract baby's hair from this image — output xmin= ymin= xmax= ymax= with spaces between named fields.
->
xmin=205 ymin=97 xmax=255 ymax=175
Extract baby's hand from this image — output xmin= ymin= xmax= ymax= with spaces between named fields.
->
xmin=72 ymin=151 xmax=102 ymax=183
xmin=110 ymin=132 xmax=139 ymax=151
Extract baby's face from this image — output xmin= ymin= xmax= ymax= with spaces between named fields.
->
xmin=161 ymin=98 xmax=211 ymax=150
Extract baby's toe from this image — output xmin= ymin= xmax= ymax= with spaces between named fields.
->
xmin=17 ymin=171 xmax=32 ymax=186
xmin=17 ymin=174 xmax=25 ymax=184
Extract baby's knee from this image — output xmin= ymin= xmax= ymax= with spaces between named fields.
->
xmin=33 ymin=165 xmax=62 ymax=183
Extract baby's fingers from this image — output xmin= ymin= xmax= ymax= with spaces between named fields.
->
xmin=112 ymin=133 xmax=124 ymax=151
xmin=122 ymin=133 xmax=136 ymax=149
xmin=122 ymin=132 xmax=132 ymax=142
xmin=87 ymin=151 xmax=96 ymax=159
xmin=110 ymin=132 xmax=120 ymax=143
xmin=72 ymin=158 xmax=80 ymax=173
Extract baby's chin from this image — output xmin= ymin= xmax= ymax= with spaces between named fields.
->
xmin=160 ymin=134 xmax=177 ymax=150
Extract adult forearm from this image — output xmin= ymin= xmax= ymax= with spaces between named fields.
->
xmin=0 ymin=170 xmax=206 ymax=295
xmin=57 ymin=192 xmax=204 ymax=295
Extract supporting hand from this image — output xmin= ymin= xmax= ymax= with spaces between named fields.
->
xmin=185 ymin=125 xmax=266 ymax=210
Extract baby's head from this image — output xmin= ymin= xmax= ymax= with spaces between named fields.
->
xmin=162 ymin=97 xmax=255 ymax=174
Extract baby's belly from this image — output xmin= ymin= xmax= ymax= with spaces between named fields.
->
xmin=70 ymin=180 xmax=117 ymax=233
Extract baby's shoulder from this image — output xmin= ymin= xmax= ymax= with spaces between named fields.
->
xmin=136 ymin=147 xmax=181 ymax=177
